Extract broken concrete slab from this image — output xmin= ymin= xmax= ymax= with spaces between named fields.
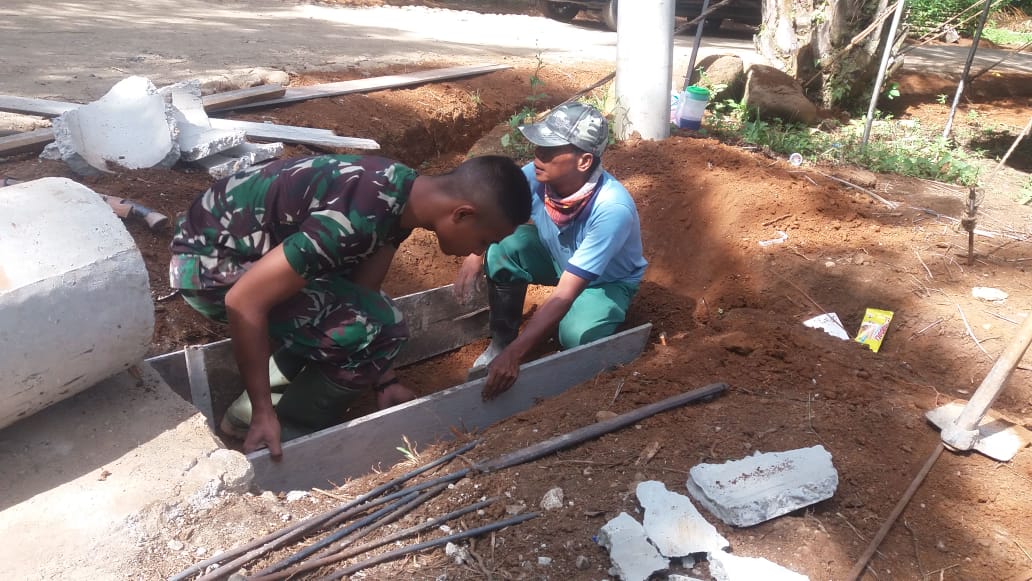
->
xmin=636 ymin=480 xmax=729 ymax=556
xmin=50 ymin=76 xmax=179 ymax=174
xmin=686 ymin=445 xmax=838 ymax=527
xmin=709 ymin=550 xmax=810 ymax=581
xmin=597 ymin=512 xmax=669 ymax=581
xmin=194 ymin=141 xmax=284 ymax=179
xmin=162 ymin=81 xmax=246 ymax=161
xmin=0 ymin=364 xmax=244 ymax=580
xmin=0 ymin=178 xmax=153 ymax=429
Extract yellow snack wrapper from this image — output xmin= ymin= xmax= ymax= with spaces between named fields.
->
xmin=855 ymin=308 xmax=894 ymax=352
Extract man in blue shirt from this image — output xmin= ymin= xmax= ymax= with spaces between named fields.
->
xmin=454 ymin=102 xmax=647 ymax=399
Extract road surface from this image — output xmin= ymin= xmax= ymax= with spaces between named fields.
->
xmin=0 ymin=1 xmax=1028 ymax=102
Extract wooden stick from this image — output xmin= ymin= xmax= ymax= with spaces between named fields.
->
xmin=813 ymin=170 xmax=899 ymax=209
xmin=847 ymin=443 xmax=944 ymax=581
xmin=991 ymin=115 xmax=1032 ymax=175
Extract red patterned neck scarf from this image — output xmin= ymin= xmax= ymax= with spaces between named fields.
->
xmin=542 ymin=167 xmax=603 ymax=228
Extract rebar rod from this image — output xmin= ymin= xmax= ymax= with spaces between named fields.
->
xmin=254 ymin=491 xmax=420 ymax=576
xmin=170 ymin=440 xmax=478 ymax=581
xmin=318 ymin=513 xmax=541 ymax=581
xmin=250 ymin=486 xmax=477 ymax=581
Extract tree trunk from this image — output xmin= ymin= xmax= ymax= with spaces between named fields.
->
xmin=756 ymin=0 xmax=906 ymax=109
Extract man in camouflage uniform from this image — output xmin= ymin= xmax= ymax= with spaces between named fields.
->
xmin=171 ymin=154 xmax=531 ymax=456
xmin=454 ymin=103 xmax=647 ymax=399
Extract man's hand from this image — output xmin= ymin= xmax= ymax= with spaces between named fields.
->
xmin=453 ymin=254 xmax=484 ymax=304
xmin=482 ymin=346 xmax=521 ymax=400
xmin=243 ymin=408 xmax=283 ymax=458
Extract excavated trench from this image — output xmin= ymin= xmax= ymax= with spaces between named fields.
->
xmin=136 ymin=63 xmax=621 ymax=456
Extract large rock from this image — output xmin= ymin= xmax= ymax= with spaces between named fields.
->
xmin=685 ymin=445 xmax=838 ymax=527
xmin=693 ymin=54 xmax=746 ymax=103
xmin=742 ymin=65 xmax=818 ymax=125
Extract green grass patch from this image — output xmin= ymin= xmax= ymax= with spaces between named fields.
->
xmin=704 ymin=102 xmax=983 ymax=186
xmin=981 ymin=26 xmax=1032 ymax=47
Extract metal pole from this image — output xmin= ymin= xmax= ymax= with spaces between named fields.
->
xmin=682 ymin=0 xmax=712 ymax=90
xmin=861 ymin=0 xmax=908 ymax=147
xmin=942 ymin=0 xmax=995 ymax=139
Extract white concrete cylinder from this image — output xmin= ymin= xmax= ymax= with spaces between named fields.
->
xmin=614 ymin=0 xmax=675 ymax=141
xmin=0 ymin=178 xmax=153 ymax=429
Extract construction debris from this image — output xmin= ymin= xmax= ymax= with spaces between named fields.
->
xmin=161 ymin=80 xmax=246 ymax=162
xmin=636 ymin=480 xmax=728 ymax=557
xmin=45 ymin=76 xmax=179 ymax=174
xmin=709 ymin=550 xmax=810 ymax=581
xmin=686 ymin=445 xmax=838 ymax=527
xmin=597 ymin=512 xmax=670 ymax=581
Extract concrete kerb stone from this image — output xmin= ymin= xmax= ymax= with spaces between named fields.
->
xmin=685 ymin=445 xmax=839 ymax=528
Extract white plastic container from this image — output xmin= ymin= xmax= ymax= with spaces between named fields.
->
xmin=676 ymin=85 xmax=711 ymax=130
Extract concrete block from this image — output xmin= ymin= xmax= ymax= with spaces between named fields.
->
xmin=0 ymin=178 xmax=153 ymax=429
xmin=636 ymin=480 xmax=729 ymax=556
xmin=195 ymin=141 xmax=284 ymax=179
xmin=686 ymin=445 xmax=838 ymax=527
xmin=162 ymin=80 xmax=246 ymax=161
xmin=50 ymin=76 xmax=179 ymax=174
xmin=597 ymin=512 xmax=669 ymax=581
xmin=709 ymin=550 xmax=809 ymax=581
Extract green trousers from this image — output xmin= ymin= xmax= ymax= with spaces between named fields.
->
xmin=484 ymin=224 xmax=638 ymax=349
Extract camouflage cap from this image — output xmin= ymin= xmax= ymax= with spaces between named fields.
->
xmin=518 ymin=102 xmax=609 ymax=158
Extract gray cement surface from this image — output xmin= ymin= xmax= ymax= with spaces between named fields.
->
xmin=0 ymin=363 xmax=251 ymax=580
xmin=1 ymin=1 xmax=1028 ymax=107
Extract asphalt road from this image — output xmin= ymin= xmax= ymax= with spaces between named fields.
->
xmin=0 ymin=0 xmax=1029 ymax=102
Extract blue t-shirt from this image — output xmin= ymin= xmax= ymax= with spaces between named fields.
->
xmin=523 ymin=163 xmax=647 ymax=285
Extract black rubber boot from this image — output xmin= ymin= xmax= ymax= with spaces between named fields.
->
xmin=275 ymin=366 xmax=363 ymax=430
xmin=269 ymin=346 xmax=306 ymax=389
xmin=468 ymin=280 xmax=527 ymax=380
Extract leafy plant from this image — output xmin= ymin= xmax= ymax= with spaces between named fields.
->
xmin=499 ymin=54 xmax=549 ymax=160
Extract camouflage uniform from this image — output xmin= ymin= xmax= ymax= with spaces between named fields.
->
xmin=170 ymin=155 xmax=415 ymax=388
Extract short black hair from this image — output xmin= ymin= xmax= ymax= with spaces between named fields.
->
xmin=447 ymin=155 xmax=531 ymax=226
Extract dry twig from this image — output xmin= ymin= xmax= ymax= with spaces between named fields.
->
xmin=913 ymin=247 xmax=934 ymax=280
